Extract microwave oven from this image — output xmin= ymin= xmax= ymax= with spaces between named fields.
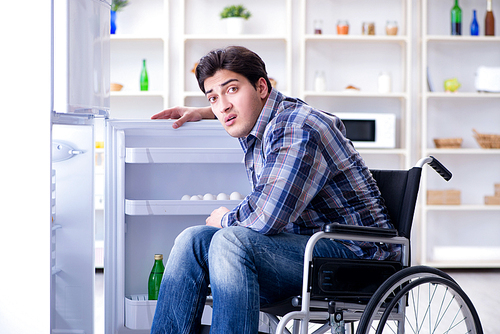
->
xmin=335 ymin=113 xmax=396 ymax=149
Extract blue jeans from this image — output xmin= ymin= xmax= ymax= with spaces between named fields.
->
xmin=150 ymin=225 xmax=357 ymax=334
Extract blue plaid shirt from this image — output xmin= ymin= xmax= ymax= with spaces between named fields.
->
xmin=221 ymin=89 xmax=401 ymax=261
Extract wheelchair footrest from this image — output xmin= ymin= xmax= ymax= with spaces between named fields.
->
xmin=310 ymin=258 xmax=402 ymax=300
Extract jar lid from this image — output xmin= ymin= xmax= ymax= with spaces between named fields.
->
xmin=154 ymin=254 xmax=163 ymax=260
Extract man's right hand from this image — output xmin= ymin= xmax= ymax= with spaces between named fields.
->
xmin=151 ymin=106 xmax=213 ymax=129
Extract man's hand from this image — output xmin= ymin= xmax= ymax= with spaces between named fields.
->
xmin=151 ymin=106 xmax=213 ymax=129
xmin=206 ymin=206 xmax=230 ymax=228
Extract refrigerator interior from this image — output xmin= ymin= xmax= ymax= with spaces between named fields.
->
xmin=106 ymin=120 xmax=261 ymax=333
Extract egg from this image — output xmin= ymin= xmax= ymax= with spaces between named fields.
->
xmin=181 ymin=194 xmax=191 ymax=201
xmin=217 ymin=193 xmax=229 ymax=200
xmin=230 ymin=191 xmax=243 ymax=200
xmin=190 ymin=195 xmax=201 ymax=201
xmin=203 ymin=193 xmax=216 ymax=201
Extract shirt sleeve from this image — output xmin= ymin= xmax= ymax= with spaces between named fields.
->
xmin=221 ymin=124 xmax=330 ymax=235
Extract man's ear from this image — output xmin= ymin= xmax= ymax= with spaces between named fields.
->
xmin=257 ymin=77 xmax=269 ymax=98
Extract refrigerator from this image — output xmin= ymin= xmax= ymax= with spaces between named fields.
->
xmin=51 ymin=0 xmax=109 ymax=333
xmin=51 ymin=1 xmax=268 ymax=333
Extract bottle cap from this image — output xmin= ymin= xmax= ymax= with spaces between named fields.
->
xmin=154 ymin=254 xmax=163 ymax=260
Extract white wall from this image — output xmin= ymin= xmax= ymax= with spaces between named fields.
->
xmin=0 ymin=1 xmax=52 ymax=334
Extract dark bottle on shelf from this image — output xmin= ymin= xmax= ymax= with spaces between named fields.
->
xmin=485 ymin=0 xmax=495 ymax=36
xmin=148 ymin=254 xmax=165 ymax=300
xmin=471 ymin=10 xmax=480 ymax=35
xmin=140 ymin=59 xmax=149 ymax=91
xmin=451 ymin=0 xmax=462 ymax=35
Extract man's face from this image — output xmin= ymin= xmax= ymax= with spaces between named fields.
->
xmin=204 ymin=69 xmax=268 ymax=138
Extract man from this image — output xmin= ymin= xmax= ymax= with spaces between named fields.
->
xmin=150 ymin=46 xmax=400 ymax=334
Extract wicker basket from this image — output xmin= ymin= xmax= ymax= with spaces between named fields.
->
xmin=110 ymin=83 xmax=123 ymax=91
xmin=473 ymin=129 xmax=500 ymax=149
xmin=433 ymin=137 xmax=463 ymax=149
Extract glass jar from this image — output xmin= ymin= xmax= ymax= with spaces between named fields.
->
xmin=336 ymin=20 xmax=349 ymax=35
xmin=314 ymin=19 xmax=323 ymax=34
xmin=314 ymin=71 xmax=326 ymax=92
xmin=386 ymin=21 xmax=398 ymax=35
xmin=362 ymin=22 xmax=376 ymax=35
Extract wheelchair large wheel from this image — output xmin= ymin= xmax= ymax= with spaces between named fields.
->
xmin=357 ymin=266 xmax=483 ymax=334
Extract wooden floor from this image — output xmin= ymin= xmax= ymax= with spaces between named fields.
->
xmin=94 ymin=269 xmax=500 ymax=334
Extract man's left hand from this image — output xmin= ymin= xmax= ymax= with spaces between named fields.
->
xmin=206 ymin=207 xmax=230 ymax=228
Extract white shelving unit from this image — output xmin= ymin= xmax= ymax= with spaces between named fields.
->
xmin=299 ymin=0 xmax=412 ymax=170
xmin=180 ymin=0 xmax=292 ymax=107
xmin=420 ymin=0 xmax=500 ymax=268
xmin=109 ymin=0 xmax=169 ymax=119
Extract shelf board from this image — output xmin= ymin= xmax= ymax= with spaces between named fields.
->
xmin=304 ymin=91 xmax=408 ymax=99
xmin=111 ymin=91 xmax=165 ymax=97
xmin=110 ymin=34 xmax=165 ymax=41
xmin=125 ymin=199 xmax=241 ymax=215
xmin=357 ymin=148 xmax=408 ymax=155
xmin=425 ymin=148 xmax=500 ymax=155
xmin=125 ymin=147 xmax=244 ymax=163
xmin=184 ymin=34 xmax=288 ymax=41
xmin=426 ymin=131 xmax=500 ymax=157
xmin=425 ymin=35 xmax=500 ymax=43
xmin=424 ymin=204 xmax=500 ymax=211
xmin=305 ymin=34 xmax=409 ymax=43
xmin=425 ymin=92 xmax=500 ymax=98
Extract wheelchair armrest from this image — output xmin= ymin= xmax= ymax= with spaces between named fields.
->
xmin=322 ymin=223 xmax=398 ymax=238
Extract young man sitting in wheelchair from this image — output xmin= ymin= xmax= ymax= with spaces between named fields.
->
xmin=149 ymin=46 xmax=402 ymax=334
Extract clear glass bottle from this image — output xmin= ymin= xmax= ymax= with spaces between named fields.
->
xmin=471 ymin=10 xmax=479 ymax=35
xmin=148 ymin=254 xmax=165 ymax=300
xmin=314 ymin=71 xmax=326 ymax=92
xmin=314 ymin=19 xmax=323 ymax=34
xmin=378 ymin=72 xmax=391 ymax=94
xmin=140 ymin=59 xmax=149 ymax=91
xmin=451 ymin=0 xmax=462 ymax=35
xmin=485 ymin=0 xmax=495 ymax=36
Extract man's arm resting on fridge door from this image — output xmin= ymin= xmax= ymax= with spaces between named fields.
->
xmin=151 ymin=106 xmax=215 ymax=129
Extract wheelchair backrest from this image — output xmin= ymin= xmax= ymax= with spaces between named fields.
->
xmin=370 ymin=167 xmax=422 ymax=239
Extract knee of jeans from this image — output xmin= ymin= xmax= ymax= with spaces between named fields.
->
xmin=209 ymin=226 xmax=254 ymax=257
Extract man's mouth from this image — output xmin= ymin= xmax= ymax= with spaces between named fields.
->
xmin=225 ymin=114 xmax=237 ymax=125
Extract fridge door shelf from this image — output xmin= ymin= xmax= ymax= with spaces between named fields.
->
xmin=125 ymin=147 xmax=244 ymax=164
xmin=125 ymin=295 xmax=213 ymax=330
xmin=125 ymin=199 xmax=241 ymax=215
xmin=125 ymin=295 xmax=156 ymax=330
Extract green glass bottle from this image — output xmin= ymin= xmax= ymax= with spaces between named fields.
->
xmin=148 ymin=254 xmax=165 ymax=300
xmin=451 ymin=0 xmax=462 ymax=35
xmin=140 ymin=59 xmax=149 ymax=91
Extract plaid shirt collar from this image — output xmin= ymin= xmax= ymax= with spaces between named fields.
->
xmin=239 ymin=88 xmax=283 ymax=153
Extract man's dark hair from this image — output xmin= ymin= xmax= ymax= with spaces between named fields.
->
xmin=195 ymin=46 xmax=272 ymax=94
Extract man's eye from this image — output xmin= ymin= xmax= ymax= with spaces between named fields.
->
xmin=208 ymin=96 xmax=217 ymax=103
xmin=228 ymin=86 xmax=237 ymax=93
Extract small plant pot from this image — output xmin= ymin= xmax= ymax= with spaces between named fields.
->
xmin=224 ymin=17 xmax=245 ymax=35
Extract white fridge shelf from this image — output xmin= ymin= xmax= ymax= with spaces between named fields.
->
xmin=125 ymin=147 xmax=244 ymax=164
xmin=125 ymin=199 xmax=241 ymax=215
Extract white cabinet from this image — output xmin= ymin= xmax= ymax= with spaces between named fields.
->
xmin=420 ymin=0 xmax=500 ymax=268
xmin=110 ymin=0 xmax=169 ymax=118
xmin=299 ymin=0 xmax=413 ymax=169
xmin=179 ymin=0 xmax=292 ymax=107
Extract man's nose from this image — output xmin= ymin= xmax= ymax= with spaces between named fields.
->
xmin=219 ymin=96 xmax=232 ymax=114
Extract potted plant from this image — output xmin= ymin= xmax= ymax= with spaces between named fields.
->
xmin=110 ymin=0 xmax=130 ymax=34
xmin=220 ymin=5 xmax=251 ymax=35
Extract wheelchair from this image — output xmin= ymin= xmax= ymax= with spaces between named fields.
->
xmin=260 ymin=156 xmax=483 ymax=334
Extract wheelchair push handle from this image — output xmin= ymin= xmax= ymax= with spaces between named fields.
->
xmin=416 ymin=156 xmax=452 ymax=181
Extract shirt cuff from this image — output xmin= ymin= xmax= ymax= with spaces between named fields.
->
xmin=220 ymin=211 xmax=230 ymax=228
